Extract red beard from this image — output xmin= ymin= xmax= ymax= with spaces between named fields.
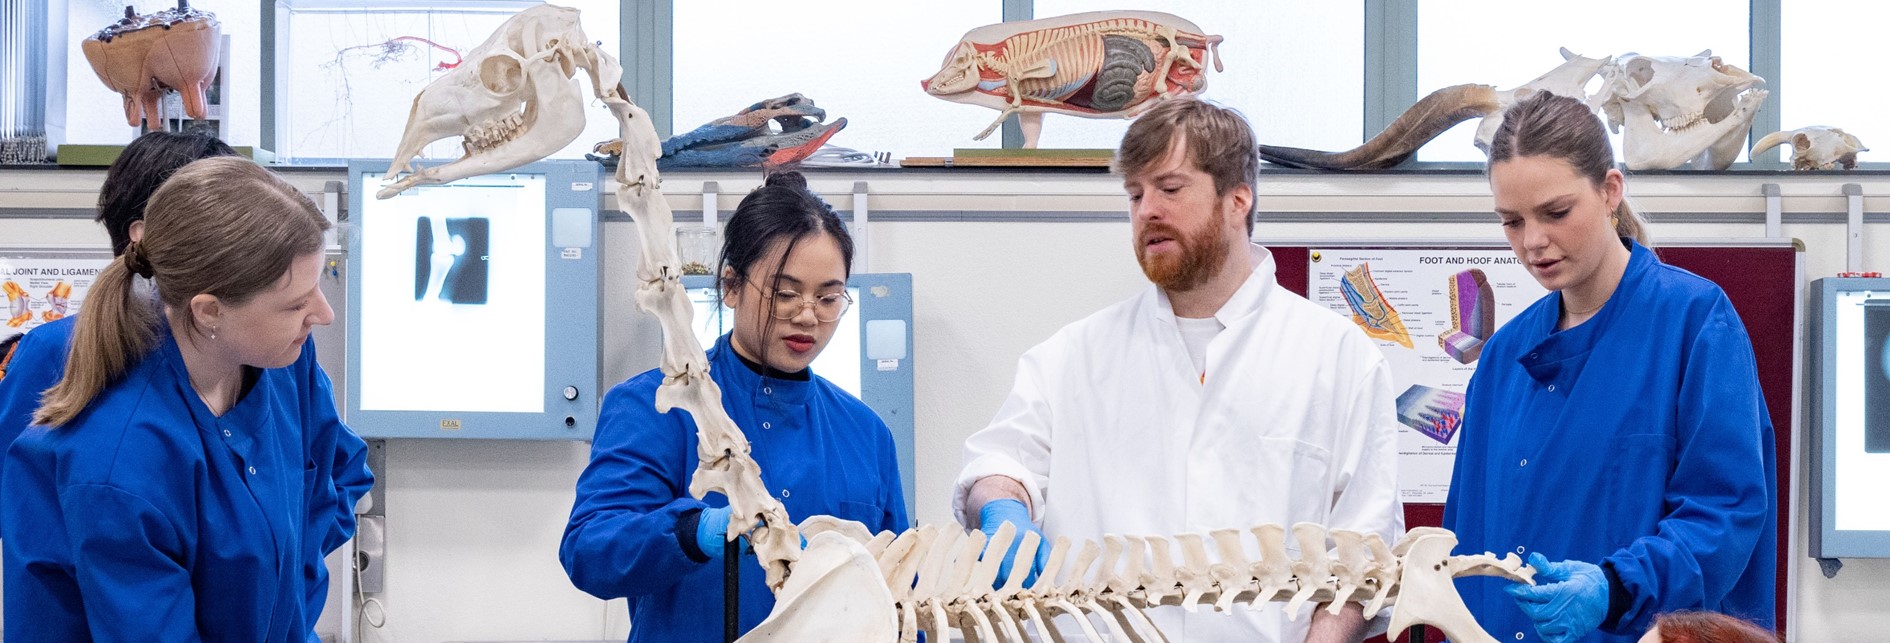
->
xmin=1135 ymin=216 xmax=1231 ymax=291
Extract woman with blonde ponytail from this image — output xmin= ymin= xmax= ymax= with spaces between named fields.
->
xmin=1 ymin=156 xmax=373 ymax=641
xmin=1443 ymin=92 xmax=1776 ymax=643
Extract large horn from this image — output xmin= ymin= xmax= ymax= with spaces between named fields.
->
xmin=1749 ymin=129 xmax=1793 ymax=159
xmin=1260 ymin=84 xmax=1499 ymax=170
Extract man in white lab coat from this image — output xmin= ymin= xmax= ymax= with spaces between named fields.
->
xmin=954 ymin=98 xmax=1404 ymax=643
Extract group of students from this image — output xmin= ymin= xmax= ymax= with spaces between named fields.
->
xmin=0 ymin=91 xmax=1777 ymax=643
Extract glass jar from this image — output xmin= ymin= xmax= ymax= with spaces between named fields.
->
xmin=675 ymin=227 xmax=719 ymax=276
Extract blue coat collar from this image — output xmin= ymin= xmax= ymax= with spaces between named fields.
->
xmin=709 ymin=334 xmax=814 ymax=405
xmin=1519 ymin=239 xmax=1655 ymax=385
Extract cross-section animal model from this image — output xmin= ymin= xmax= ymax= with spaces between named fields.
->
xmin=921 ymin=11 xmax=1223 ymax=148
xmin=1439 ymin=268 xmax=1495 ymax=364
xmin=378 ymin=6 xmax=1544 ymax=641
xmin=1339 ymin=263 xmax=1414 ymax=349
xmin=81 ymin=1 xmax=222 ymax=130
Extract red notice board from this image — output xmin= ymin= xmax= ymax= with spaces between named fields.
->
xmin=1269 ymin=241 xmax=1797 ymax=640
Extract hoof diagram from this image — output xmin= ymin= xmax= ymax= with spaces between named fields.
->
xmin=1340 ymin=263 xmax=1414 ymax=349
xmin=1396 ymin=384 xmax=1465 ymax=445
xmin=1438 ymin=269 xmax=1495 ymax=364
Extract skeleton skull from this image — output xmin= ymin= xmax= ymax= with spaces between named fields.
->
xmin=1600 ymin=50 xmax=1768 ymax=170
xmin=1473 ymin=47 xmax=1613 ymax=153
xmin=377 ymin=5 xmax=617 ymax=199
xmin=1752 ymin=126 xmax=1867 ymax=170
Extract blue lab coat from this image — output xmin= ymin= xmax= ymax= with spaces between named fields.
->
xmin=1 ymin=323 xmax=373 ymax=642
xmin=1444 ymin=240 xmax=1776 ymax=642
xmin=561 ymin=334 xmax=909 ymax=643
xmin=0 ymin=316 xmax=77 ymax=463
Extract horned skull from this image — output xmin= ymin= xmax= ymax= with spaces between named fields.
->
xmin=1472 ymin=48 xmax=1613 ymax=153
xmin=377 ymin=5 xmax=620 ymax=199
xmin=1599 ymin=50 xmax=1768 ymax=170
xmin=1752 ymin=126 xmax=1868 ymax=170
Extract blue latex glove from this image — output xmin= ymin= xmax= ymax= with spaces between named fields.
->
xmin=696 ymin=506 xmax=735 ymax=559
xmin=979 ymin=499 xmax=1049 ymax=589
xmin=1506 ymin=552 xmax=1609 ymax=643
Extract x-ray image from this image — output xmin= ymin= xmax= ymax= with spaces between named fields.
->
xmin=413 ymin=216 xmax=490 ymax=304
xmin=1866 ymin=300 xmax=1890 ymax=453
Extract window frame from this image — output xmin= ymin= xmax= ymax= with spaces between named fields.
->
xmin=253 ymin=0 xmax=1827 ymax=169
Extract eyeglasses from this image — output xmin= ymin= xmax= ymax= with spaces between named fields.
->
xmin=750 ymin=283 xmax=853 ymax=322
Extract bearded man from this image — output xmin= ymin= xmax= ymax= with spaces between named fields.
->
xmin=953 ymin=98 xmax=1405 ymax=643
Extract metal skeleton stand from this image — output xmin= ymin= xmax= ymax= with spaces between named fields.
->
xmin=725 ymin=540 xmax=740 ymax=642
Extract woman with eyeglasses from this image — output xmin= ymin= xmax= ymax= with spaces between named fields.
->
xmin=560 ymin=171 xmax=908 ymax=642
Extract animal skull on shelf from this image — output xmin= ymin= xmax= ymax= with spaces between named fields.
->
xmin=1259 ymin=47 xmax=1611 ymax=170
xmin=1751 ymin=126 xmax=1867 ymax=170
xmin=377 ymin=5 xmax=620 ymax=199
xmin=1599 ymin=50 xmax=1769 ymax=171
xmin=1472 ymin=48 xmax=1614 ymax=153
xmin=384 ymin=5 xmax=1544 ymax=640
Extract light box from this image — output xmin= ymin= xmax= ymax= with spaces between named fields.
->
xmin=1810 ymin=277 xmax=1890 ymax=557
xmin=345 ymin=159 xmax=600 ymax=440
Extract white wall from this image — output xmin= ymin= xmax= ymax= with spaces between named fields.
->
xmin=3 ymin=167 xmax=1888 ymax=641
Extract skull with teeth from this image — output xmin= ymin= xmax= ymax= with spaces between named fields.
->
xmin=1599 ymin=50 xmax=1769 ymax=170
xmin=377 ymin=5 xmax=621 ymax=199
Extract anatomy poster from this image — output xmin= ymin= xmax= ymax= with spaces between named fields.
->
xmin=1 ymin=257 xmax=113 ymax=340
xmin=1309 ymin=249 xmax=1549 ymax=502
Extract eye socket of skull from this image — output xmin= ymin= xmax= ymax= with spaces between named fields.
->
xmin=478 ymin=53 xmax=526 ymax=95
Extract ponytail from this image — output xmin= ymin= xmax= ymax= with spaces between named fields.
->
xmin=33 ymin=258 xmax=157 ymax=427
xmin=1613 ymin=199 xmax=1649 ymax=245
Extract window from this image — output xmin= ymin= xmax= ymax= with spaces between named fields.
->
xmin=276 ymin=0 xmax=620 ymax=162
xmin=1415 ymin=1 xmax=1750 ymax=163
xmin=1029 ymin=1 xmax=1364 ymax=152
xmin=62 ymin=0 xmax=260 ymax=147
xmin=672 ymin=1 xmax=1003 ymax=162
xmin=1778 ymin=0 xmax=1883 ymax=165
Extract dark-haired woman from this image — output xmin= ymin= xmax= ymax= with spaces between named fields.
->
xmin=2 ymin=157 xmax=371 ymax=640
xmin=0 ymin=131 xmax=238 ymax=460
xmin=1443 ymin=92 xmax=1774 ymax=643
xmin=560 ymin=171 xmax=908 ymax=642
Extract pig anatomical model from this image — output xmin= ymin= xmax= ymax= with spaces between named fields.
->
xmin=921 ymin=11 xmax=1223 ymax=148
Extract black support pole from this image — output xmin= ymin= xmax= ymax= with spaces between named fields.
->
xmin=724 ymin=536 xmax=739 ymax=642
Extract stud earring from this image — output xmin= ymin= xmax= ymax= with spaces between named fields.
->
xmin=210 ymin=325 xmax=219 ymax=340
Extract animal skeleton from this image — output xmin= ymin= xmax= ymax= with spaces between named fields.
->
xmin=380 ymin=6 xmax=1542 ymax=641
xmin=1751 ymin=126 xmax=1867 ymax=170
xmin=921 ymin=11 xmax=1223 ymax=148
xmin=1598 ymin=51 xmax=1768 ymax=171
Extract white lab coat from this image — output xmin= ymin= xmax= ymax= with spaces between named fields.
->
xmin=954 ymin=245 xmax=1403 ymax=643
